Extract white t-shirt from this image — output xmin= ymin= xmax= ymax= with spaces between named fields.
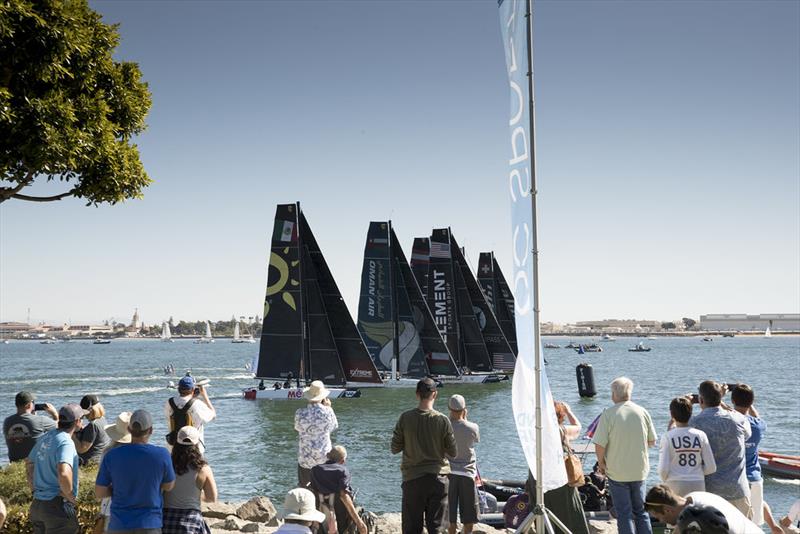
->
xmin=658 ymin=426 xmax=716 ymax=482
xmin=686 ymin=491 xmax=761 ymax=534
xmin=164 ymin=395 xmax=215 ymax=447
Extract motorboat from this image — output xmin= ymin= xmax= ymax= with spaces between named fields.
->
xmin=575 ymin=344 xmax=602 ymax=353
xmin=93 ymin=337 xmax=111 ymax=345
xmin=702 ymin=336 xmax=713 ymax=342
xmin=758 ymin=452 xmax=799 ymax=480
xmin=544 ymin=343 xmax=560 ymax=349
xmin=600 ymin=334 xmax=616 ymax=341
xmin=565 ymin=341 xmax=580 ymax=349
xmin=40 ymin=338 xmax=57 ymax=344
xmin=628 ymin=343 xmax=651 ymax=352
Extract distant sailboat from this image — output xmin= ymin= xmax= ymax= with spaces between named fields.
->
xmin=243 ymin=202 xmax=381 ymax=400
xmin=161 ymin=321 xmax=173 ymax=342
xmin=764 ymin=322 xmax=772 ymax=338
xmin=194 ymin=321 xmax=214 ymax=344
xmin=232 ymin=317 xmax=256 ymax=344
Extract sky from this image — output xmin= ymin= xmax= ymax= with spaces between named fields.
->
xmin=1 ymin=0 xmax=798 ymax=326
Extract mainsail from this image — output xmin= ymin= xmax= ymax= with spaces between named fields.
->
xmin=410 ymin=237 xmax=430 ymax=296
xmin=357 ymin=222 xmax=458 ymax=378
xmin=477 ymin=252 xmax=518 ymax=354
xmin=428 ymin=228 xmax=493 ymax=372
xmin=256 ymin=203 xmax=382 ymax=385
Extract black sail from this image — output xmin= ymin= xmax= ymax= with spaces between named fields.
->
xmin=452 ymin=238 xmax=516 ymax=372
xmin=477 ymin=252 xmax=518 ymax=354
xmin=356 ymin=222 xmax=394 ymax=373
xmin=391 ymin=228 xmax=459 ymax=377
xmin=410 ymin=237 xmax=430 ymax=296
xmin=257 ymin=203 xmax=303 ymax=380
xmin=301 ymin=212 xmax=382 ymax=384
xmin=427 ymin=229 xmax=462 ymax=367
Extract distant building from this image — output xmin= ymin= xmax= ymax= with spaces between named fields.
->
xmin=572 ymin=319 xmax=661 ymax=332
xmin=700 ymin=314 xmax=800 ymax=331
xmin=0 ymin=322 xmax=31 ymax=335
xmin=130 ymin=308 xmax=141 ymax=329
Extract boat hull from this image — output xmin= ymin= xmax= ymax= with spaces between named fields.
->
xmin=243 ymin=387 xmax=361 ymax=400
xmin=758 ymin=452 xmax=800 ymax=480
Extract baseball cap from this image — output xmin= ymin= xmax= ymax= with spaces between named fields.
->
xmin=58 ymin=403 xmax=87 ymax=423
xmin=178 ymin=375 xmax=196 ymax=390
xmin=176 ymin=426 xmax=202 ymax=446
xmin=80 ymin=394 xmax=100 ymax=410
xmin=416 ymin=377 xmax=437 ymax=394
xmin=129 ymin=409 xmax=153 ymax=432
xmin=449 ymin=394 xmax=466 ymax=411
xmin=15 ymin=391 xmax=35 ymax=407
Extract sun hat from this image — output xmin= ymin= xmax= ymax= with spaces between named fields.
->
xmin=281 ymin=488 xmax=326 ymax=523
xmin=58 ymin=403 xmax=88 ymax=423
xmin=449 ymin=394 xmax=466 ymax=411
xmin=80 ymin=394 xmax=100 ymax=410
xmin=129 ymin=409 xmax=153 ymax=432
xmin=303 ymin=380 xmax=330 ymax=402
xmin=176 ymin=425 xmax=203 ymax=447
xmin=15 ymin=391 xmax=34 ymax=407
xmin=178 ymin=375 xmax=196 ymax=390
xmin=105 ymin=412 xmax=132 ymax=444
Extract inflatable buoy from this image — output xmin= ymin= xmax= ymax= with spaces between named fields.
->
xmin=576 ymin=363 xmax=596 ymax=398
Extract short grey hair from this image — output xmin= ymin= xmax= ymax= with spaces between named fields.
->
xmin=611 ymin=377 xmax=633 ymax=401
xmin=327 ymin=445 xmax=347 ymax=463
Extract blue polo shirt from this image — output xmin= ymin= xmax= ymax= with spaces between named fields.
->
xmin=96 ymin=443 xmax=175 ymax=530
xmin=29 ymin=429 xmax=79 ymax=500
xmin=744 ymin=415 xmax=766 ymax=482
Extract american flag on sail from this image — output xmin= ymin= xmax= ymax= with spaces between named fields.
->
xmin=492 ymin=352 xmax=515 ymax=371
xmin=430 ymin=242 xmax=451 ymax=258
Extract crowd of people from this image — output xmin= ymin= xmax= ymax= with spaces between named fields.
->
xmin=3 ymin=374 xmax=799 ymax=534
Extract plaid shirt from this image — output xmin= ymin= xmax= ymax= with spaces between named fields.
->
xmin=162 ymin=508 xmax=209 ymax=534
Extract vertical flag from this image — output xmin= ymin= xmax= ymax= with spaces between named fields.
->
xmin=498 ymin=0 xmax=567 ymax=491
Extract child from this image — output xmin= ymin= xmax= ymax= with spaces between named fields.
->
xmin=659 ymin=397 xmax=717 ymax=496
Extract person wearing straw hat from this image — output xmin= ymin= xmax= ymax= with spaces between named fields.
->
xmin=274 ymin=488 xmax=326 ymax=534
xmin=295 ymin=381 xmax=338 ymax=488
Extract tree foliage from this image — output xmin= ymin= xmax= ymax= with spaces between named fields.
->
xmin=682 ymin=317 xmax=697 ymax=329
xmin=0 ymin=0 xmax=152 ymax=205
xmin=661 ymin=322 xmax=676 ymax=330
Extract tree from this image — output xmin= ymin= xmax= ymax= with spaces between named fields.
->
xmin=0 ymin=1 xmax=152 ymax=205
xmin=682 ymin=317 xmax=697 ymax=329
xmin=661 ymin=322 xmax=676 ymax=330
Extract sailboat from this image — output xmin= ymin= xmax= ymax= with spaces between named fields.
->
xmin=243 ymin=202 xmax=382 ymax=400
xmin=357 ymin=222 xmax=461 ymax=387
xmin=232 ymin=317 xmax=257 ymax=344
xmin=194 ymin=321 xmax=214 ymax=344
xmin=161 ymin=321 xmax=173 ymax=342
xmin=764 ymin=320 xmax=772 ymax=338
xmin=476 ymin=252 xmax=518 ymax=355
xmin=415 ymin=227 xmax=511 ymax=383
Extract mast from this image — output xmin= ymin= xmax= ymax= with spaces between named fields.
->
xmin=389 ymin=220 xmax=400 ymax=380
xmin=524 ymin=0 xmax=545 ymax=531
xmin=296 ymin=201 xmax=307 ymax=388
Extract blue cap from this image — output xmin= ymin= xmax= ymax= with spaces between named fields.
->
xmin=178 ymin=375 xmax=196 ymax=390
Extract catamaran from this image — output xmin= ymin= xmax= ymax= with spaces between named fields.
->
xmin=232 ymin=317 xmax=257 ymax=344
xmin=357 ymin=221 xmax=461 ymax=387
xmin=194 ymin=321 xmax=214 ymax=344
xmin=244 ymin=203 xmax=382 ymax=400
xmin=161 ymin=321 xmax=173 ymax=342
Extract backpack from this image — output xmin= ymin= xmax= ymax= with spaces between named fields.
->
xmin=165 ymin=397 xmax=195 ymax=446
xmin=503 ymin=493 xmax=531 ymax=529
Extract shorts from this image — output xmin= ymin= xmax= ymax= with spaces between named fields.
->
xmin=749 ymin=479 xmax=763 ymax=525
xmin=448 ymin=474 xmax=479 ymax=524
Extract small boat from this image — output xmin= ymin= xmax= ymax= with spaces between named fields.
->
xmin=600 ymin=334 xmax=616 ymax=341
xmin=40 ymin=338 xmax=57 ymax=344
xmin=161 ymin=321 xmax=174 ymax=342
xmin=194 ymin=321 xmax=214 ymax=344
xmin=544 ymin=343 xmax=560 ymax=349
xmin=232 ymin=319 xmax=257 ymax=344
xmin=628 ymin=343 xmax=651 ymax=352
xmin=1 ymin=339 xmax=9 ymax=344
xmin=758 ymin=451 xmax=800 ymax=480
xmin=702 ymin=336 xmax=713 ymax=342
xmin=565 ymin=341 xmax=580 ymax=349
xmin=93 ymin=337 xmax=111 ymax=345
xmin=575 ymin=344 xmax=602 ymax=353
xmin=722 ymin=332 xmax=735 ymax=338
xmin=646 ymin=335 xmax=657 ymax=340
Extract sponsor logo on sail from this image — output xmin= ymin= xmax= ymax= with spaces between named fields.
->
xmin=368 ymin=260 xmax=377 ymax=317
xmin=432 ymin=270 xmax=448 ymax=342
xmin=349 ymin=368 xmax=373 ymax=378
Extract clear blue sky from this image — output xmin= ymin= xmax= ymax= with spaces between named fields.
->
xmin=1 ymin=0 xmax=798 ymax=326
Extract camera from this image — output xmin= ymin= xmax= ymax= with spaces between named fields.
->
xmin=689 ymin=394 xmax=700 ymax=404
xmin=34 ymin=403 xmax=47 ymax=411
xmin=726 ymin=383 xmax=738 ymax=392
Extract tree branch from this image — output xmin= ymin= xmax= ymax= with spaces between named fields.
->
xmin=0 ymin=170 xmax=36 ymax=202
xmin=11 ymin=189 xmax=77 ymax=202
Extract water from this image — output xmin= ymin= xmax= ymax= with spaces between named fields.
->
xmin=1 ymin=336 xmax=798 ymax=519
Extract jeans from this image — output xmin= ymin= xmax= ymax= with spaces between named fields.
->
xmin=608 ymin=479 xmax=652 ymax=534
xmin=30 ymin=497 xmax=80 ymax=534
xmin=401 ymin=473 xmax=449 ymax=534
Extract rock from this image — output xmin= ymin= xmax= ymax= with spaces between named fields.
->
xmin=266 ymin=515 xmax=281 ymax=527
xmin=202 ymin=501 xmax=240 ymax=519
xmin=472 ymin=522 xmax=507 ymax=533
xmin=588 ymin=519 xmax=618 ymax=534
xmin=241 ymin=522 xmax=262 ymax=532
xmin=221 ymin=515 xmax=248 ymax=530
xmin=237 ymin=496 xmax=278 ymax=523
xmin=373 ymin=512 xmax=402 ymax=534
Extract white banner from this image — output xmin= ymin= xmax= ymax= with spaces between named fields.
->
xmin=498 ymin=0 xmax=567 ymax=492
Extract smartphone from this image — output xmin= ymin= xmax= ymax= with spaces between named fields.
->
xmin=34 ymin=403 xmax=47 ymax=411
xmin=690 ymin=394 xmax=700 ymax=404
xmin=726 ymin=383 xmax=738 ymax=392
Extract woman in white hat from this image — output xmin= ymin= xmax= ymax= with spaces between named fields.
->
xmin=294 ymin=381 xmax=338 ymax=488
xmin=162 ymin=426 xmax=218 ymax=534
xmin=274 ymin=488 xmax=326 ymax=534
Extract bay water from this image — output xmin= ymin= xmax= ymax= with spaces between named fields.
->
xmin=1 ymin=336 xmax=798 ymax=519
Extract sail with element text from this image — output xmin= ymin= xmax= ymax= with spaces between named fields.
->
xmin=256 ymin=203 xmax=382 ymax=385
xmin=477 ymin=252 xmax=518 ymax=355
xmin=357 ymin=222 xmax=459 ymax=378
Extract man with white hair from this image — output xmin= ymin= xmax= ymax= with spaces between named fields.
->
xmin=592 ymin=377 xmax=657 ymax=534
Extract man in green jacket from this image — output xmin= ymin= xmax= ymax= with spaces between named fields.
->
xmin=391 ymin=378 xmax=457 ymax=534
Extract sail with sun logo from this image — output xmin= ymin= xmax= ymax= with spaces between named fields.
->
xmin=245 ymin=203 xmax=379 ymax=400
xmin=476 ymin=251 xmax=519 ymax=357
xmin=357 ymin=222 xmax=459 ymax=386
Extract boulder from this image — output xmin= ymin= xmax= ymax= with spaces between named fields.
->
xmin=241 ymin=522 xmax=262 ymax=532
xmin=237 ymin=496 xmax=278 ymax=523
xmin=373 ymin=512 xmax=402 ymax=534
xmin=588 ymin=519 xmax=618 ymax=534
xmin=202 ymin=501 xmax=240 ymax=519
xmin=221 ymin=515 xmax=248 ymax=530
